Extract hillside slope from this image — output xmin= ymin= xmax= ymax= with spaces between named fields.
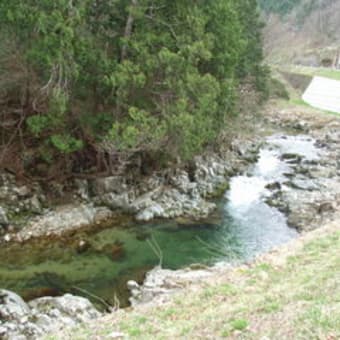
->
xmin=48 ymin=220 xmax=340 ymax=339
xmin=262 ymin=0 xmax=340 ymax=66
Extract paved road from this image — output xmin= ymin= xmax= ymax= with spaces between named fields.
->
xmin=302 ymin=76 xmax=340 ymax=113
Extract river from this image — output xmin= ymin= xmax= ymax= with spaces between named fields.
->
xmin=0 ymin=135 xmax=320 ymax=307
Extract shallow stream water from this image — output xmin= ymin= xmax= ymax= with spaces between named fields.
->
xmin=0 ymin=135 xmax=319 ymax=307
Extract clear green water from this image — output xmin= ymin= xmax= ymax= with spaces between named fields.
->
xmin=0 ymin=208 xmax=235 ymax=307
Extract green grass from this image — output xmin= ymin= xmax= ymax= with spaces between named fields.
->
xmin=289 ymin=97 xmax=340 ymax=116
xmin=230 ymin=318 xmax=249 ymax=331
xmin=51 ymin=226 xmax=340 ymax=339
xmin=306 ymin=67 xmax=340 ymax=81
xmin=281 ymin=65 xmax=340 ymax=81
xmin=277 ymin=95 xmax=339 ymax=117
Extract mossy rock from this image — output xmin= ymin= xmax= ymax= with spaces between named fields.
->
xmin=207 ymin=181 xmax=230 ymax=199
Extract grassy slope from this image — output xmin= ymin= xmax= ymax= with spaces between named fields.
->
xmin=281 ymin=65 xmax=340 ymax=81
xmin=48 ymin=222 xmax=340 ymax=339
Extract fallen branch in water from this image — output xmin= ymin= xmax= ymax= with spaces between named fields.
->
xmin=147 ymin=234 xmax=163 ymax=267
xmin=72 ymin=286 xmax=114 ymax=312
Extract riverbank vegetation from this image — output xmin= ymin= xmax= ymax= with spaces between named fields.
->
xmin=0 ymin=0 xmax=267 ymax=181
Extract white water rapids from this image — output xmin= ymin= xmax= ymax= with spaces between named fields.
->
xmin=222 ymin=135 xmax=319 ymax=259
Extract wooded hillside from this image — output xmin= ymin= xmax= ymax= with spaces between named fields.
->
xmin=261 ymin=0 xmax=340 ymax=65
xmin=0 ymin=0 xmax=266 ymax=180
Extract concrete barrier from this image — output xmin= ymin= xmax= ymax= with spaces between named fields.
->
xmin=302 ymin=76 xmax=340 ymax=113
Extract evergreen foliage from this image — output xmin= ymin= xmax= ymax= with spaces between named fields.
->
xmin=0 ymin=0 xmax=267 ymax=176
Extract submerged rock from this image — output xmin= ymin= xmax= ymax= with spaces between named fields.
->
xmin=75 ymin=239 xmax=91 ymax=254
xmin=102 ymin=242 xmax=126 ymax=261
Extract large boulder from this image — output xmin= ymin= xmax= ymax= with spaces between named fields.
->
xmin=91 ymin=176 xmax=127 ymax=196
xmin=128 ymin=266 xmax=216 ymax=306
xmin=0 ymin=289 xmax=41 ymax=340
xmin=29 ymin=294 xmax=101 ymax=332
xmin=99 ymin=192 xmax=131 ymax=211
xmin=0 ymin=290 xmax=101 ymax=340
xmin=0 ymin=289 xmax=30 ymax=320
xmin=14 ymin=204 xmax=114 ymax=241
xmin=136 ymin=203 xmax=165 ymax=222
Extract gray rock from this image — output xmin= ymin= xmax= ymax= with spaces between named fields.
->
xmin=93 ymin=207 xmax=114 ymax=224
xmin=289 ymin=178 xmax=319 ymax=191
xmin=0 ymin=206 xmax=9 ymax=226
xmin=74 ymin=179 xmax=89 ymax=201
xmin=127 ymin=280 xmax=140 ymax=290
xmin=293 ymin=120 xmax=309 ymax=131
xmin=0 ymin=290 xmax=31 ymax=320
xmin=14 ymin=186 xmax=30 ymax=198
xmin=317 ymin=201 xmax=334 ymax=214
xmin=28 ymin=195 xmax=42 ymax=214
xmin=14 ymin=204 xmax=112 ymax=241
xmin=4 ymin=234 xmax=12 ymax=242
xmin=91 ymin=176 xmax=127 ymax=195
xmin=0 ymin=290 xmax=101 ymax=340
xmin=231 ymin=140 xmax=260 ymax=162
xmin=128 ymin=266 xmax=216 ymax=306
xmin=169 ymin=171 xmax=193 ymax=194
xmin=29 ymin=294 xmax=101 ymax=323
xmin=136 ymin=203 xmax=164 ymax=222
xmin=100 ymin=192 xmax=131 ymax=211
xmin=281 ymin=153 xmax=302 ymax=164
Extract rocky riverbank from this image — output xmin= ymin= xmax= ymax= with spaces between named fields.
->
xmin=0 ymin=136 xmax=262 ymax=243
xmin=3 ymin=102 xmax=339 ymax=245
xmin=264 ymin=105 xmax=340 ymax=231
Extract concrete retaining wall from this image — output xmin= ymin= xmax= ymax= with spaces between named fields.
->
xmin=302 ymin=76 xmax=340 ymax=113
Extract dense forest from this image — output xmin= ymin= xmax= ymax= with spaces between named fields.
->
xmin=0 ymin=0 xmax=267 ymax=180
